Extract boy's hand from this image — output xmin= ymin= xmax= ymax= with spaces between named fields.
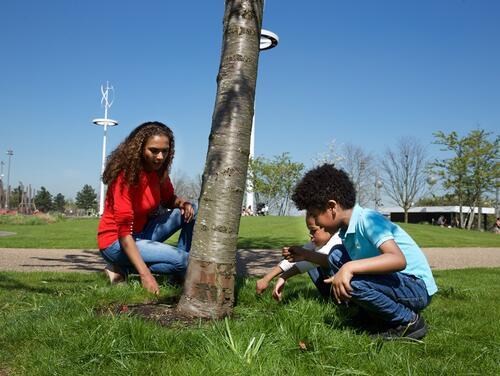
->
xmin=256 ymin=278 xmax=269 ymax=294
xmin=272 ymin=277 xmax=286 ymax=301
xmin=282 ymin=246 xmax=306 ymax=262
xmin=324 ymin=264 xmax=353 ymax=304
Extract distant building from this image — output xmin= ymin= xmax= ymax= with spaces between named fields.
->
xmin=380 ymin=206 xmax=495 ymax=227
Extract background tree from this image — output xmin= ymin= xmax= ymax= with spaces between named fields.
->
xmin=177 ymin=0 xmax=264 ymax=318
xmin=462 ymin=129 xmax=498 ymax=230
xmin=248 ymin=153 xmax=304 ymax=215
xmin=431 ymin=129 xmax=499 ymax=229
xmin=75 ymin=184 xmax=97 ymax=211
xmin=53 ymin=193 xmax=66 ymax=213
xmin=34 ymin=186 xmax=53 ymax=212
xmin=338 ymin=144 xmax=375 ymax=207
xmin=315 ymin=141 xmax=376 ymax=207
xmin=431 ymin=131 xmax=469 ymax=227
xmin=8 ymin=184 xmax=23 ymax=210
xmin=171 ymin=171 xmax=202 ymax=202
xmin=380 ymin=137 xmax=427 ymax=223
xmin=64 ymin=199 xmax=77 ymax=216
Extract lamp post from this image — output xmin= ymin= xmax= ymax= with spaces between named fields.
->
xmin=374 ymin=177 xmax=383 ymax=211
xmin=0 ymin=161 xmax=4 ymax=208
xmin=5 ymin=150 xmax=13 ymax=210
xmin=92 ymin=82 xmax=118 ymax=216
xmin=245 ymin=29 xmax=279 ymax=213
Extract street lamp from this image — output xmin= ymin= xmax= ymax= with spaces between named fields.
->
xmin=5 ymin=150 xmax=13 ymax=210
xmin=0 ymin=161 xmax=4 ymax=208
xmin=246 ymin=29 xmax=279 ymax=213
xmin=92 ymin=82 xmax=118 ymax=216
xmin=374 ymin=178 xmax=383 ymax=211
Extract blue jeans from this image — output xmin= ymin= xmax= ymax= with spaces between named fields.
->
xmin=101 ymin=203 xmax=197 ymax=276
xmin=307 ymin=244 xmax=345 ymax=299
xmin=328 ymin=246 xmax=430 ymax=325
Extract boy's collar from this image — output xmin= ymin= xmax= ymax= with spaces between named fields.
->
xmin=344 ymin=204 xmax=362 ymax=235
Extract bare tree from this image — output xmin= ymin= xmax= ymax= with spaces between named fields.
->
xmin=314 ymin=141 xmax=376 ymax=207
xmin=380 ymin=137 xmax=427 ymax=223
xmin=171 ymin=171 xmax=202 ymax=202
xmin=176 ymin=0 xmax=264 ymax=318
xmin=340 ymin=144 xmax=376 ymax=207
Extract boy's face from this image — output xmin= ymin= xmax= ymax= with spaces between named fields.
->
xmin=308 ymin=203 xmax=342 ymax=235
xmin=305 ymin=216 xmax=331 ymax=247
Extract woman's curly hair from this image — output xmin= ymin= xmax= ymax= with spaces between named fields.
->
xmin=102 ymin=121 xmax=175 ymax=185
xmin=292 ymin=164 xmax=356 ymax=211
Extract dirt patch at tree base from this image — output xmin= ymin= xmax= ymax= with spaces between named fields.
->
xmin=98 ymin=298 xmax=214 ymax=328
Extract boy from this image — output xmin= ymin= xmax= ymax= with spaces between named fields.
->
xmin=255 ymin=214 xmax=342 ymax=300
xmin=284 ymin=164 xmax=437 ymax=340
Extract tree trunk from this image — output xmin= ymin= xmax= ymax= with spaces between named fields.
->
xmin=176 ymin=0 xmax=264 ymax=319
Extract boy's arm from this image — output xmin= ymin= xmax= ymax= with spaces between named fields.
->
xmin=283 ymin=246 xmax=330 ymax=268
xmin=272 ymin=265 xmax=301 ymax=301
xmin=256 ymin=265 xmax=283 ymax=294
xmin=327 ymin=239 xmax=406 ymax=304
xmin=344 ymin=239 xmax=406 ymax=275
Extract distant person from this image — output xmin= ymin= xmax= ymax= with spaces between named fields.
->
xmin=245 ymin=205 xmax=254 ymax=216
xmin=437 ymin=215 xmax=445 ymax=227
xmin=284 ymin=164 xmax=437 ymax=340
xmin=494 ymin=217 xmax=500 ymax=234
xmin=255 ymin=213 xmax=342 ymax=299
xmin=97 ymin=121 xmax=196 ymax=294
xmin=261 ymin=203 xmax=269 ymax=216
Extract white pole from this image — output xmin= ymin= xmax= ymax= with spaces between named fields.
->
xmin=99 ymin=124 xmax=108 ymax=215
xmin=246 ymin=114 xmax=255 ymax=212
xmin=245 ymin=29 xmax=279 ymax=215
xmin=93 ymin=82 xmax=117 ymax=216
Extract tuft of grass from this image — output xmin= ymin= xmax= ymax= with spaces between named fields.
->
xmin=0 ymin=268 xmax=499 ymax=375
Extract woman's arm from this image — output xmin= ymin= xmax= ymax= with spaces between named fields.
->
xmin=119 ymin=235 xmax=159 ymax=294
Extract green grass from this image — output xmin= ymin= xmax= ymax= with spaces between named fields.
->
xmin=1 ymin=268 xmax=499 ymax=375
xmin=0 ymin=216 xmax=499 ymax=249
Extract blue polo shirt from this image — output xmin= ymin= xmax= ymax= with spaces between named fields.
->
xmin=339 ymin=205 xmax=437 ymax=295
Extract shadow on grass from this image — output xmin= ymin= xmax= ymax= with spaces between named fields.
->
xmin=0 ymin=273 xmax=66 ymax=295
xmin=22 ymin=249 xmax=105 ymax=273
xmin=237 ymin=236 xmax=305 ymax=250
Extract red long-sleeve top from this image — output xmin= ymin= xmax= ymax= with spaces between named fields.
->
xmin=97 ymin=170 xmax=175 ymax=249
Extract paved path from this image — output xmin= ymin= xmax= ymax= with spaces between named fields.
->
xmin=1 ymin=247 xmax=500 ymax=277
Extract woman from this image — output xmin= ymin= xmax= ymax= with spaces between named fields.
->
xmin=97 ymin=121 xmax=196 ymax=294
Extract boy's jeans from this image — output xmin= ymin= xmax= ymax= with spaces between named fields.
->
xmin=328 ymin=246 xmax=431 ymax=325
xmin=101 ymin=203 xmax=197 ymax=276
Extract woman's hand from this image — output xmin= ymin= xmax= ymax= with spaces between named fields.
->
xmin=180 ymin=202 xmax=195 ymax=223
xmin=324 ymin=263 xmax=353 ymax=304
xmin=140 ymin=273 xmax=160 ymax=295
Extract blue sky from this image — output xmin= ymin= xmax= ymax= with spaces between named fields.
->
xmin=0 ymin=0 xmax=498 ymax=199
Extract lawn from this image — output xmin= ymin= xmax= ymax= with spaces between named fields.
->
xmin=0 ymin=216 xmax=499 ymax=249
xmin=0 ymin=268 xmax=499 ymax=375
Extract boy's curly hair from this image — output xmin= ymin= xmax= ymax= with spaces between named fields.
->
xmin=102 ymin=121 xmax=175 ymax=186
xmin=292 ymin=164 xmax=356 ymax=211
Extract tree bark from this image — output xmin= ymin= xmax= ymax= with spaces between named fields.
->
xmin=176 ymin=0 xmax=264 ymax=318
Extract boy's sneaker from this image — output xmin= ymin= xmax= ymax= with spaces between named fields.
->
xmin=376 ymin=314 xmax=428 ymax=340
